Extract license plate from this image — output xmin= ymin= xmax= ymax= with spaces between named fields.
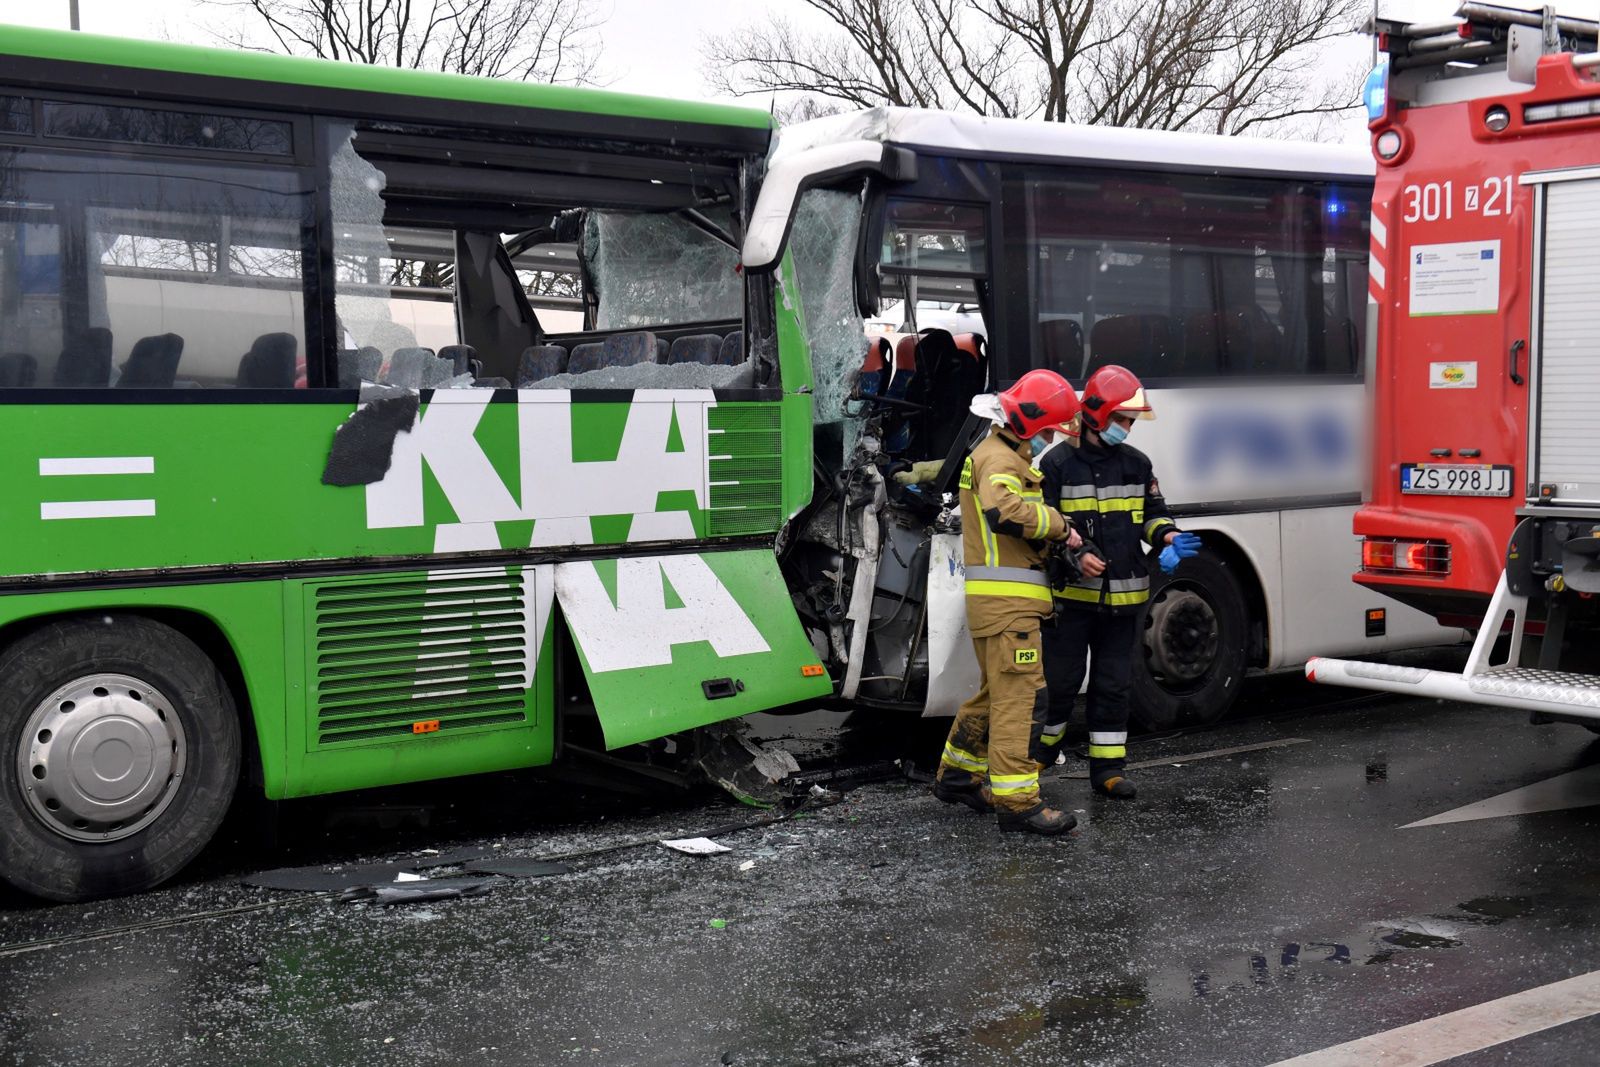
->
xmin=1400 ymin=464 xmax=1513 ymax=497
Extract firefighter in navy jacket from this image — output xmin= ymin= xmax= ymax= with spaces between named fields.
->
xmin=1037 ymin=365 xmax=1201 ymax=798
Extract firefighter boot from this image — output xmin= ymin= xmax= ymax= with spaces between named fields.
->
xmin=997 ymin=803 xmax=1078 ymax=836
xmin=1090 ymin=762 xmax=1138 ymax=799
xmin=933 ymin=774 xmax=994 ymax=814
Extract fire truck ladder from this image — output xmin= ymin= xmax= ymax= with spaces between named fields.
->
xmin=1376 ymin=3 xmax=1598 ymax=73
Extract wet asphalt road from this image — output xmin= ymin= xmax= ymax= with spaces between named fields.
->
xmin=4 ymin=672 xmax=1600 ymax=1066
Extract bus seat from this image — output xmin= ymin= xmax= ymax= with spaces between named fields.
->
xmin=116 ymin=333 xmax=183 ymax=388
xmin=602 ymin=331 xmax=660 ymax=370
xmin=421 ymin=355 xmax=458 ymax=389
xmin=337 ymin=346 xmax=385 ymax=389
xmin=914 ymin=329 xmax=987 ymax=462
xmin=0 ymin=353 xmax=38 ymax=387
xmin=883 ymin=333 xmax=919 ymax=399
xmin=667 ymin=334 xmax=724 ymax=365
xmin=474 ymin=377 xmax=512 ymax=389
xmin=380 ymin=347 xmax=434 ymax=389
xmin=568 ymin=342 xmax=606 ymax=375
xmin=518 ymin=345 xmax=569 ymax=385
xmin=952 ymin=333 xmax=987 ymax=360
xmin=1181 ymin=311 xmax=1222 ymax=377
xmin=656 ymin=337 xmax=670 ymax=362
xmin=717 ymin=330 xmax=744 ymax=366
xmin=857 ymin=336 xmax=889 ymax=397
xmin=237 ymin=332 xmax=297 ymax=388
xmin=54 ymin=327 xmax=112 ymax=388
xmin=1038 ymin=319 xmax=1082 ymax=375
xmin=1089 ymin=315 xmax=1171 ymax=377
xmin=437 ymin=344 xmax=476 ymax=376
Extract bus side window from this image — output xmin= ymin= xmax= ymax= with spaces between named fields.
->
xmin=324 ymin=121 xmax=754 ymax=393
xmin=0 ymin=142 xmax=313 ymax=389
xmin=1019 ymin=171 xmax=1364 ymax=382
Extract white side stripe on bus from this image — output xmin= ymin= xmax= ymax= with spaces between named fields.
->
xmin=39 ymin=456 xmax=155 ymax=476
xmin=39 ymin=456 xmax=156 ymax=521
xmin=41 ymin=500 xmax=156 ymax=521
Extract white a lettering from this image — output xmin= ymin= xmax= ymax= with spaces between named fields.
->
xmin=555 ymin=554 xmax=769 ymax=673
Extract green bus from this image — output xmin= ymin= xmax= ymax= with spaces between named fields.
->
xmin=0 ymin=27 xmax=872 ymax=901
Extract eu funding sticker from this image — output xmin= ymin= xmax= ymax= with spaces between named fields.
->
xmin=1409 ymin=240 xmax=1501 ymax=317
xmin=1429 ymin=361 xmax=1478 ymax=389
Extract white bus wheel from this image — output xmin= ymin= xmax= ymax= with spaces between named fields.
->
xmin=1131 ymin=550 xmax=1249 ymax=731
xmin=0 ymin=616 xmax=240 ymax=903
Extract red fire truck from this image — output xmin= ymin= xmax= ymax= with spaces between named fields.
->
xmin=1310 ymin=2 xmax=1600 ymax=725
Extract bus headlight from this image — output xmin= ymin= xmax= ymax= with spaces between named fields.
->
xmin=1484 ymin=105 xmax=1511 ymax=132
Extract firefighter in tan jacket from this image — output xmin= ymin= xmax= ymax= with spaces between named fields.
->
xmin=934 ymin=369 xmax=1082 ymax=836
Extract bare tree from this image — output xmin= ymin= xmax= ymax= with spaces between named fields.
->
xmin=213 ymin=0 xmax=603 ymax=84
xmin=704 ymin=0 xmax=1365 ymax=136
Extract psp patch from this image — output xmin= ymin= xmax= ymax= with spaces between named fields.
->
xmin=1014 ymin=648 xmax=1040 ymax=666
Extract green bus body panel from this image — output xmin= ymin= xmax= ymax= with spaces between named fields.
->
xmin=560 ymin=548 xmax=832 ymax=750
xmin=0 ymin=25 xmax=772 ymax=132
xmin=1 ymin=393 xmax=792 ymax=577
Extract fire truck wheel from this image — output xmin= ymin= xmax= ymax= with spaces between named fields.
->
xmin=0 ymin=616 xmax=240 ymax=903
xmin=1130 ymin=550 xmax=1249 ymax=732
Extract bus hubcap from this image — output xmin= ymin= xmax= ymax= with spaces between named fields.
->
xmin=1147 ymin=589 xmax=1219 ymax=684
xmin=15 ymin=674 xmax=186 ymax=843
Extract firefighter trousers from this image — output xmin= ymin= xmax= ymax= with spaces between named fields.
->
xmin=937 ymin=617 xmax=1052 ymax=814
xmin=1042 ymin=610 xmax=1139 ymax=779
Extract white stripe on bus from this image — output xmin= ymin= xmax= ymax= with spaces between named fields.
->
xmin=39 ymin=456 xmax=155 ymax=476
xmin=41 ymin=500 xmax=157 ymax=521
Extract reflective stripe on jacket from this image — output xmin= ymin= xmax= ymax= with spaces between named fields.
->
xmin=1039 ymin=436 xmax=1177 ymax=615
xmin=960 ymin=427 xmax=1069 ymax=636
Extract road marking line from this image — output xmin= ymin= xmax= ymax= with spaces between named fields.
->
xmin=39 ymin=456 xmax=154 ymax=476
xmin=40 ymin=499 xmax=156 ymax=521
xmin=1402 ymin=763 xmax=1600 ymax=828
xmin=1266 ymin=969 xmax=1600 ymax=1066
xmin=1059 ymin=738 xmax=1310 ymax=779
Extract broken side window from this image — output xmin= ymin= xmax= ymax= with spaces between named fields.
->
xmin=583 ymin=211 xmax=741 ymax=331
xmin=326 ymin=123 xmax=473 ymax=390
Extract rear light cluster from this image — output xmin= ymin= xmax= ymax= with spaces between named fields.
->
xmin=1524 ymin=98 xmax=1600 ymax=123
xmin=1361 ymin=538 xmax=1451 ymax=577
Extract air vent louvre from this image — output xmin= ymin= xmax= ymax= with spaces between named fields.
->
xmin=310 ymin=571 xmax=530 ymax=745
xmin=707 ymin=403 xmax=783 ymax=537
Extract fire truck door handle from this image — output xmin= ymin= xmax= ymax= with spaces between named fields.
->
xmin=1509 ymin=339 xmax=1526 ymax=386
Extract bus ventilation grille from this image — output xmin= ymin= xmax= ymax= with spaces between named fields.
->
xmin=707 ymin=403 xmax=783 ymax=537
xmin=310 ymin=570 xmax=530 ymax=745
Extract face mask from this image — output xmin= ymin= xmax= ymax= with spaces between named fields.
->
xmin=1100 ymin=422 xmax=1130 ymax=447
xmin=1030 ymin=434 xmax=1052 ymax=457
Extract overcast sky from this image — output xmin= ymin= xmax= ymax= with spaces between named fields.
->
xmin=0 ymin=0 xmax=1585 ymax=143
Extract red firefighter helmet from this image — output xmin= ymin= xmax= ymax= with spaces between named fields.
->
xmin=1078 ymin=364 xmax=1155 ymax=432
xmin=997 ymin=369 xmax=1080 ymax=439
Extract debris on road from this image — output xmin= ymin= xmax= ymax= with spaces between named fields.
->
xmin=661 ymin=837 xmax=733 ymax=856
xmin=339 ymin=877 xmax=497 ymax=906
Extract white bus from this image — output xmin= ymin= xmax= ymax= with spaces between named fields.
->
xmin=750 ymin=108 xmax=1458 ymax=730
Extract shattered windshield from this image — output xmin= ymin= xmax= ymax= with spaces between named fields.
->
xmin=585 ymin=211 xmax=742 ymax=331
xmin=789 ymin=188 xmax=866 ymax=455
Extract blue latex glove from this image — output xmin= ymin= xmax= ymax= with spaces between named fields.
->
xmin=1158 ymin=544 xmax=1182 ymax=574
xmin=1170 ymin=531 xmax=1202 ymax=559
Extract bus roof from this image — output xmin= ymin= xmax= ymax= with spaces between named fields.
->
xmin=0 ymin=24 xmax=773 ymax=142
xmin=775 ymin=107 xmax=1373 ymax=179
